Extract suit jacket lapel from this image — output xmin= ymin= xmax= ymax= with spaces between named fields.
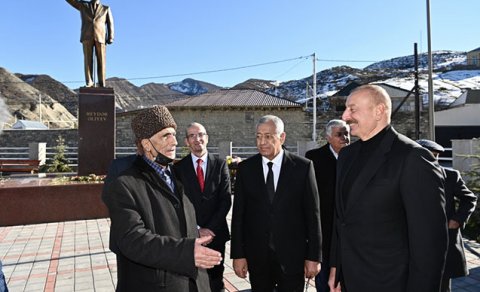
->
xmin=337 ymin=144 xmax=359 ymax=217
xmin=185 ymin=154 xmax=202 ymax=193
xmin=273 ymin=150 xmax=293 ymax=205
xmin=344 ymin=128 xmax=396 ymax=214
xmin=204 ymin=153 xmax=216 ymax=190
xmin=251 ymin=154 xmax=271 ymax=204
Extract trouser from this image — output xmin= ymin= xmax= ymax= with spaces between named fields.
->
xmin=440 ymin=276 xmax=451 ymax=292
xmin=249 ymin=248 xmax=304 ymax=292
xmin=207 ymin=240 xmax=226 ymax=292
xmin=315 ymin=258 xmax=330 ymax=292
xmin=82 ymin=40 xmax=106 ymax=87
xmin=0 ymin=261 xmax=8 ymax=292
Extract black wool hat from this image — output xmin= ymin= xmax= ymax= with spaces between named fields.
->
xmin=131 ymin=105 xmax=177 ymax=141
xmin=416 ymin=139 xmax=445 ymax=153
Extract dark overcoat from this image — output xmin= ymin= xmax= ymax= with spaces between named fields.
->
xmin=102 ymin=157 xmax=210 ymax=292
xmin=331 ymin=127 xmax=448 ymax=292
xmin=443 ymin=167 xmax=477 ymax=278
xmin=305 ymin=143 xmax=337 ymax=262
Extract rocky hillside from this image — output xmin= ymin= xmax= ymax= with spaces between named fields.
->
xmin=0 ymin=67 xmax=76 ymax=128
xmin=16 ymin=73 xmax=78 ymax=116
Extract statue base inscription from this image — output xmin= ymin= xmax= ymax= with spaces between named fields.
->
xmin=78 ymin=87 xmax=115 ymax=176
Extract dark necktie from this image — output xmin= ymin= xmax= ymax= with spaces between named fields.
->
xmin=266 ymin=162 xmax=275 ymax=203
xmin=161 ymin=168 xmax=175 ymax=192
xmin=197 ymin=159 xmax=205 ymax=192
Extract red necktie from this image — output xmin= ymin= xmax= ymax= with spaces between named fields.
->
xmin=196 ymin=159 xmax=205 ymax=192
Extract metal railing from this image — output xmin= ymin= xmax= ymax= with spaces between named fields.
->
xmin=0 ymin=145 xmax=300 ymax=167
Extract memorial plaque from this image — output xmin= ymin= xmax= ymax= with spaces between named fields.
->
xmin=78 ymin=87 xmax=115 ymax=176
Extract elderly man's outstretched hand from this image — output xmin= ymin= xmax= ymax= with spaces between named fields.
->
xmin=194 ymin=237 xmax=222 ymax=269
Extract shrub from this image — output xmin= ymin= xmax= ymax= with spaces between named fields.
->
xmin=39 ymin=135 xmax=73 ymax=173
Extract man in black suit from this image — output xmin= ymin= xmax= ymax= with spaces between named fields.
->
xmin=417 ymin=139 xmax=478 ymax=292
xmin=305 ymin=119 xmax=350 ymax=292
xmin=231 ymin=115 xmax=322 ymax=291
xmin=328 ymin=85 xmax=448 ymax=292
xmin=175 ymin=122 xmax=232 ymax=292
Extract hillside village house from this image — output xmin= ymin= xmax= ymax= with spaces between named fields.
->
xmin=467 ymin=47 xmax=480 ymax=66
xmin=435 ymin=89 xmax=480 ymax=149
xmin=115 ymin=89 xmax=313 ymax=151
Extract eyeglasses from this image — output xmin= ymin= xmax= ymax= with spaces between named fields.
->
xmin=332 ymin=131 xmax=349 ymax=137
xmin=187 ymin=132 xmax=207 ymax=139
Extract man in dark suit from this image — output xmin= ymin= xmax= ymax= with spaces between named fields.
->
xmin=66 ymin=0 xmax=114 ymax=87
xmin=175 ymin=122 xmax=232 ymax=292
xmin=305 ymin=119 xmax=350 ymax=292
xmin=328 ymin=85 xmax=448 ymax=292
xmin=417 ymin=139 xmax=478 ymax=292
xmin=231 ymin=115 xmax=322 ymax=291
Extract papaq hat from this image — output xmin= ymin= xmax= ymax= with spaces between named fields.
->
xmin=131 ymin=105 xmax=177 ymax=141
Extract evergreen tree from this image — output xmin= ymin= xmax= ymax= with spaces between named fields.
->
xmin=40 ymin=135 xmax=73 ymax=173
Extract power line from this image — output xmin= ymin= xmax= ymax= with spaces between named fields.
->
xmin=64 ymin=55 xmax=312 ymax=84
xmin=124 ymin=55 xmax=312 ymax=81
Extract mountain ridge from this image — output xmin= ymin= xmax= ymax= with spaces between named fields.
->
xmin=1 ymin=50 xmax=479 ymax=128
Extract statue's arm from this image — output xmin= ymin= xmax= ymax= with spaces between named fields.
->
xmin=65 ymin=0 xmax=83 ymax=10
xmin=106 ymin=7 xmax=114 ymax=44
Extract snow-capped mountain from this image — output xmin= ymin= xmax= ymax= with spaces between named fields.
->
xmin=267 ymin=50 xmax=480 ymax=106
xmin=168 ymin=78 xmax=220 ymax=96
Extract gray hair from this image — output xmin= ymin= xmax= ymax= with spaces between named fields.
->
xmin=256 ymin=115 xmax=284 ymax=136
xmin=325 ymin=119 xmax=349 ymax=137
xmin=185 ymin=122 xmax=206 ymax=138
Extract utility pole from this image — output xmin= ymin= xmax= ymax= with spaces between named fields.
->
xmin=414 ymin=43 xmax=420 ymax=140
xmin=312 ymin=53 xmax=317 ymax=142
xmin=39 ymin=94 xmax=42 ymax=123
xmin=426 ymin=0 xmax=435 ymax=140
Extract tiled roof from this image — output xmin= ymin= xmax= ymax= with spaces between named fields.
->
xmin=468 ymin=47 xmax=480 ymax=53
xmin=12 ymin=120 xmax=48 ymax=130
xmin=165 ymin=89 xmax=301 ymax=108
xmin=331 ymin=82 xmax=410 ymax=98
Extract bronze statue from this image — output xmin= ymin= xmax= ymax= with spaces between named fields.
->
xmin=66 ymin=0 xmax=114 ymax=87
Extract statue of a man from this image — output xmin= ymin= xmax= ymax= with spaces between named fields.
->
xmin=66 ymin=0 xmax=114 ymax=87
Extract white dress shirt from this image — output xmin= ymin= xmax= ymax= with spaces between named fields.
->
xmin=191 ymin=152 xmax=208 ymax=176
xmin=261 ymin=149 xmax=284 ymax=191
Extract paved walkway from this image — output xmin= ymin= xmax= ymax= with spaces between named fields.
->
xmin=1 ymin=217 xmax=480 ymax=291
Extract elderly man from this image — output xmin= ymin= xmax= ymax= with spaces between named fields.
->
xmin=328 ymin=85 xmax=448 ymax=292
xmin=66 ymin=0 xmax=114 ymax=87
xmin=305 ymin=119 xmax=350 ymax=292
xmin=231 ymin=115 xmax=322 ymax=291
xmin=102 ymin=106 xmax=221 ymax=292
xmin=174 ymin=122 xmax=232 ymax=292
xmin=417 ymin=139 xmax=477 ymax=292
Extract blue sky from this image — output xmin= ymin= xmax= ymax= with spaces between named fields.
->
xmin=1 ymin=0 xmax=478 ymax=88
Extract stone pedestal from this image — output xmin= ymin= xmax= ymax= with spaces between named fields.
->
xmin=78 ymin=87 xmax=115 ymax=176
